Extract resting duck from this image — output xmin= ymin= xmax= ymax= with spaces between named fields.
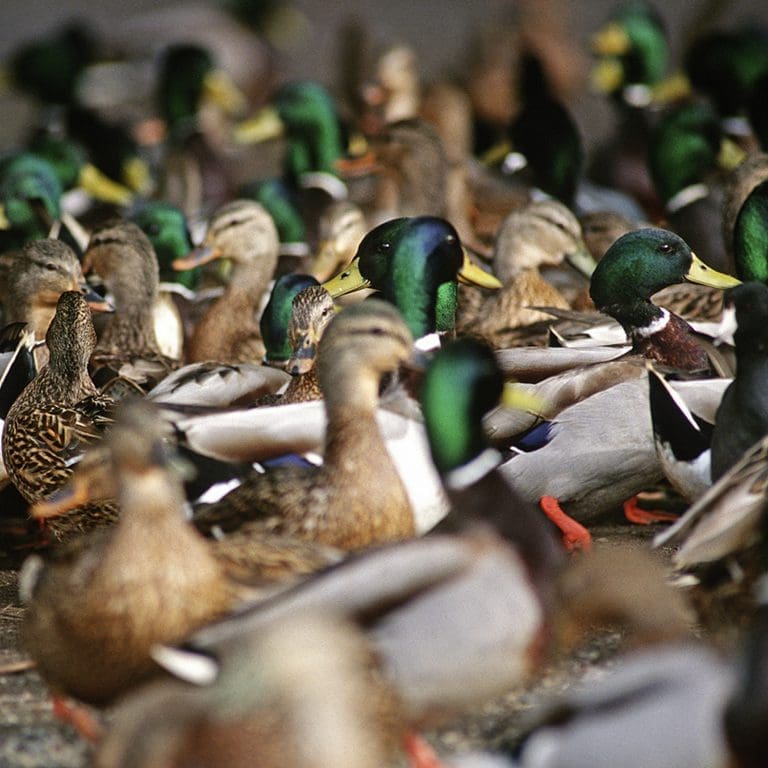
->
xmin=0 ymin=237 xmax=105 ymax=368
xmin=589 ymin=227 xmax=739 ymax=372
xmin=2 ymin=291 xmax=115 ymax=541
xmin=173 ymin=199 xmax=280 ymax=363
xmin=322 ymin=216 xmax=500 ymax=341
xmin=83 ymin=219 xmax=181 ymax=395
xmin=193 ymin=299 xmax=416 ymax=551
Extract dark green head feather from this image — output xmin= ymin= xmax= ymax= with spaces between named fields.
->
xmin=421 ymin=338 xmax=502 ymax=475
xmin=734 ymin=179 xmax=768 ymax=284
xmin=239 ymin=178 xmax=305 ymax=244
xmin=649 ymin=103 xmax=721 ymax=204
xmin=356 ymin=216 xmax=464 ymax=339
xmin=157 ymin=44 xmax=215 ymax=137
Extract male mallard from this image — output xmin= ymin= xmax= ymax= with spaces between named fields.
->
xmin=155 ymin=43 xmax=247 ymax=218
xmin=322 ymin=216 xmax=500 ymax=341
xmin=648 ymin=101 xmax=741 ymax=274
xmin=2 ymin=291 xmax=115 ymax=540
xmin=83 ymin=219 xmax=180 ymax=395
xmin=710 ymin=282 xmax=768 ymax=481
xmin=0 ymin=152 xmax=63 ymax=248
xmin=173 ymin=199 xmax=280 ymax=363
xmin=234 ymin=80 xmax=347 ymax=200
xmin=193 ymin=299 xmax=416 ymax=550
xmin=0 ymin=237 xmax=106 ymax=368
xmin=589 ymin=228 xmax=739 ymax=372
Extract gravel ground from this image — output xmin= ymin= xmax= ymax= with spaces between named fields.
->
xmin=0 ymin=519 xmax=680 ymax=768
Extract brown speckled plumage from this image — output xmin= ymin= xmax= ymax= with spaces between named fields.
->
xmin=196 ymin=300 xmax=416 ymax=550
xmin=2 ymin=291 xmax=117 ymax=539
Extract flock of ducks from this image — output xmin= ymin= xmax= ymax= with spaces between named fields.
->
xmin=3 ymin=1 xmax=768 ymax=766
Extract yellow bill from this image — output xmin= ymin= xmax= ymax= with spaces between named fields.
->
xmin=591 ymin=22 xmax=631 ymax=56
xmin=203 ymin=69 xmax=248 ymax=116
xmin=233 ymin=106 xmax=285 ymax=144
xmin=322 ymin=256 xmax=370 ymax=298
xmin=685 ymin=253 xmax=741 ymax=288
xmin=502 ymin=382 xmax=549 ymax=416
xmin=0 ymin=204 xmax=9 ymax=230
xmin=458 ymin=249 xmax=502 ymax=289
xmin=79 ymin=163 xmax=134 ymax=206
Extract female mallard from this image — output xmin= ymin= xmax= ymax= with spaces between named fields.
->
xmin=2 ymin=291 xmax=115 ymax=540
xmin=0 ymin=238 xmax=106 ymax=368
xmin=322 ymin=216 xmax=500 ymax=341
xmin=20 ymin=399 xmax=248 ymax=708
xmin=193 ymin=299 xmax=416 ymax=551
xmin=457 ymin=199 xmax=594 ymax=347
xmin=173 ymin=199 xmax=280 ymax=363
xmin=589 ymin=228 xmax=739 ymax=372
xmin=258 ymin=283 xmax=335 ymax=405
xmin=83 ymin=219 xmax=181 ymax=394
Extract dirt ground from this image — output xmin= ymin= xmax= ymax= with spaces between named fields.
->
xmin=0 ymin=520 xmax=676 ymax=768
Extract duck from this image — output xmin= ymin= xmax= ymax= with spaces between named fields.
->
xmin=154 ymin=43 xmax=247 ymax=219
xmin=648 ymin=101 xmax=742 ymax=275
xmin=83 ymin=219 xmax=181 ymax=395
xmin=258 ymin=284 xmax=335 ymax=406
xmin=172 ymin=199 xmax=280 ymax=363
xmin=2 ymin=291 xmax=116 ymax=541
xmin=259 ymin=273 xmax=321 ymax=370
xmin=710 ymin=282 xmax=768 ymax=481
xmin=322 ymin=216 xmax=501 ymax=342
xmin=19 ymin=398 xmax=251 ymax=709
xmin=192 ymin=299 xmax=416 ymax=550
xmin=0 ymin=152 xmax=63 ymax=249
xmin=0 ymin=237 xmax=107 ymax=368
xmin=235 ymin=80 xmax=347 ymax=200
xmin=589 ymin=227 xmax=740 ymax=372
xmin=94 ymin=613 xmax=400 ymax=768
xmin=309 ymin=200 xmax=367 ymax=281
xmin=456 ymin=199 xmax=594 ymax=347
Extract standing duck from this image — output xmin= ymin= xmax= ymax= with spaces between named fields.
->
xmin=589 ymin=228 xmax=739 ymax=372
xmin=83 ymin=219 xmax=180 ymax=394
xmin=193 ymin=299 xmax=416 ymax=551
xmin=2 ymin=291 xmax=115 ymax=540
xmin=173 ymin=199 xmax=280 ymax=363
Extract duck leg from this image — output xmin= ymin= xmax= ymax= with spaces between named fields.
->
xmin=539 ymin=496 xmax=592 ymax=551
xmin=52 ymin=695 xmax=104 ymax=742
xmin=622 ymin=493 xmax=680 ymax=525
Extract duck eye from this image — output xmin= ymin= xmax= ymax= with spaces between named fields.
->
xmin=146 ymin=223 xmax=160 ymax=236
xmin=380 ymin=241 xmax=391 ymax=252
xmin=657 ymin=242 xmax=672 ymax=254
xmin=45 ymin=262 xmax=57 ymax=271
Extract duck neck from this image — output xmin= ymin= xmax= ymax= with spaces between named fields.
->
xmin=98 ymin=302 xmax=161 ymax=356
xmin=609 ymin=298 xmax=665 ymax=336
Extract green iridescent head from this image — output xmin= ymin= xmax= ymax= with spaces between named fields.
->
xmin=734 ymin=179 xmax=768 ymax=284
xmin=0 ymin=152 xmax=62 ymax=243
xmin=129 ymin=201 xmax=198 ymax=288
xmin=157 ymin=44 xmax=215 ymax=136
xmin=239 ymin=178 xmax=306 ymax=244
xmin=649 ymin=103 xmax=721 ymax=204
xmin=421 ymin=338 xmax=502 ymax=475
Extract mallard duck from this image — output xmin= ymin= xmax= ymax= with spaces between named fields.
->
xmin=2 ymin=291 xmax=115 ymax=540
xmin=259 ymin=273 xmax=321 ymax=369
xmin=258 ymin=284 xmax=335 ymax=405
xmin=648 ymin=101 xmax=742 ymax=274
xmin=193 ymin=300 xmax=419 ymax=551
xmin=0 ymin=152 xmax=63 ymax=248
xmin=457 ymin=199 xmax=593 ymax=347
xmin=710 ymin=282 xmax=768 ymax=481
xmin=19 ymin=398 xmax=250 ymax=708
xmin=309 ymin=200 xmax=367 ymax=281
xmin=322 ymin=216 xmax=500 ymax=341
xmin=0 ymin=237 xmax=107 ymax=368
xmin=589 ymin=228 xmax=739 ymax=372
xmin=172 ymin=199 xmax=280 ymax=363
xmin=94 ymin=613 xmax=399 ymax=768
xmin=155 ymin=43 xmax=247 ymax=219
xmin=234 ymin=80 xmax=347 ymax=201
xmin=83 ymin=219 xmax=181 ymax=395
